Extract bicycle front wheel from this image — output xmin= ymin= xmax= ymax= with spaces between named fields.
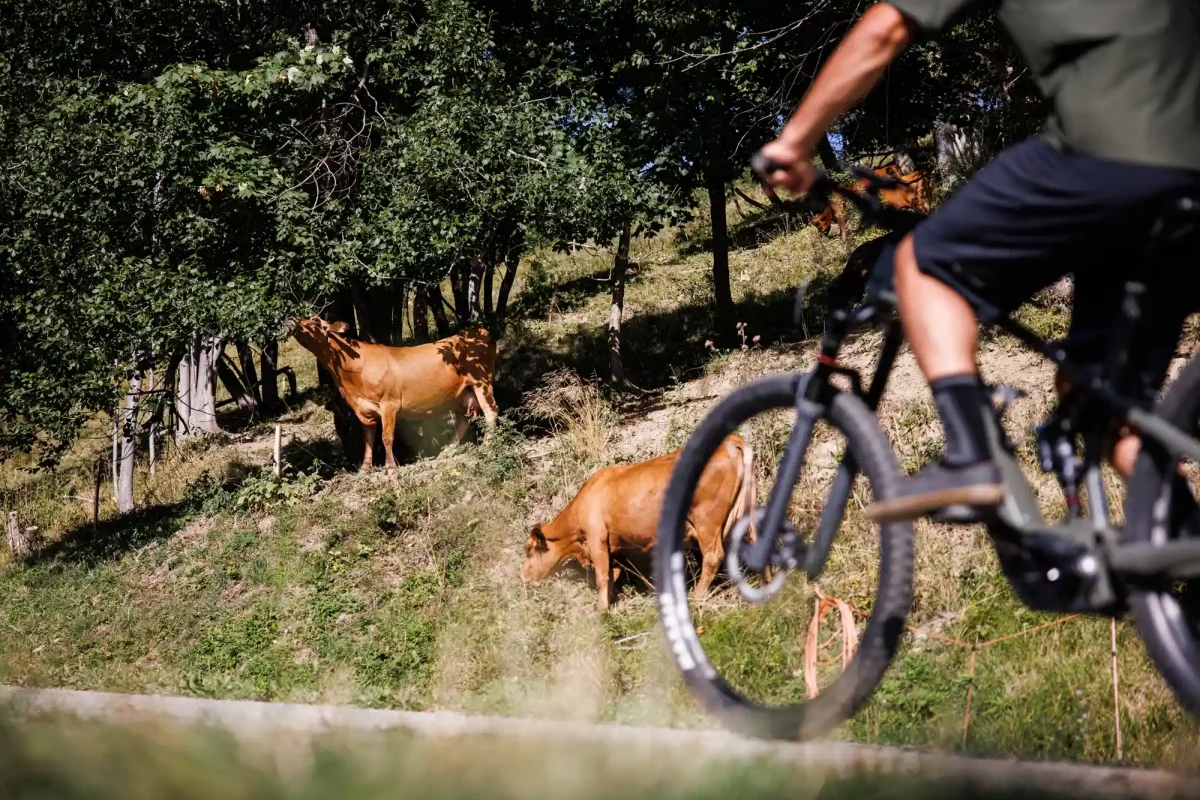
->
xmin=654 ymin=373 xmax=914 ymax=740
xmin=1126 ymin=354 xmax=1200 ymax=717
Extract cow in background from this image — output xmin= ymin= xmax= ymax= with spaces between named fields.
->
xmin=293 ymin=317 xmax=499 ymax=472
xmin=812 ymin=163 xmax=931 ymax=240
xmin=520 ymin=435 xmax=755 ymax=610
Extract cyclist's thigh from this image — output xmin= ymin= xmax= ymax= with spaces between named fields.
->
xmin=911 ymin=138 xmax=1200 ymax=315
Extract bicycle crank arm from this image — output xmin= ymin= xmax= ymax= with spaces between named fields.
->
xmin=804 ymin=452 xmax=858 ymax=579
xmin=743 ymin=393 xmax=824 ymax=574
xmin=1109 ymin=539 xmax=1200 ymax=580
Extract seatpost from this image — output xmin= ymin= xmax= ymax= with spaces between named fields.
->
xmin=1101 ymin=281 xmax=1145 ymax=389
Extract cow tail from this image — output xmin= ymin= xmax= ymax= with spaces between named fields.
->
xmin=741 ymin=437 xmax=756 ymax=543
xmin=720 ymin=435 xmax=756 ymax=544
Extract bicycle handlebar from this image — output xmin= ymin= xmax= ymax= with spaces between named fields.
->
xmin=749 ymin=151 xmax=925 ymax=233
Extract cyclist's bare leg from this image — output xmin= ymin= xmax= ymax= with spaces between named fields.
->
xmin=865 ymin=236 xmax=1006 ymax=524
xmin=894 ymin=235 xmax=978 ymax=379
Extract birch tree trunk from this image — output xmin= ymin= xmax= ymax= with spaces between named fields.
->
xmin=117 ymin=364 xmax=142 ymax=513
xmin=466 ymin=258 xmax=484 ymax=322
xmin=191 ymin=335 xmax=222 ymax=434
xmin=176 ymin=346 xmax=193 ymax=438
xmin=5 ymin=511 xmax=42 ymax=561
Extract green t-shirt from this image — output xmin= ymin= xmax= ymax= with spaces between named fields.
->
xmin=887 ymin=0 xmax=1200 ymax=172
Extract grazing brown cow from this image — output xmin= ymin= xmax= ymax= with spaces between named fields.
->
xmin=520 ymin=435 xmax=755 ymax=610
xmin=880 ymin=169 xmax=931 ymax=214
xmin=293 ymin=317 xmax=500 ymax=472
xmin=812 ymin=164 xmax=930 ymax=239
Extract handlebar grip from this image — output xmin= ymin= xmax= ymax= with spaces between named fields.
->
xmin=750 ymin=152 xmax=786 ymax=181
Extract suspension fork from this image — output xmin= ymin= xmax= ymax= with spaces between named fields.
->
xmin=804 ymin=319 xmax=904 ymax=578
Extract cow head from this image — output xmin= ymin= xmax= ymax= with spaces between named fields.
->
xmin=520 ymin=524 xmax=567 ymax=583
xmin=292 ymin=316 xmax=350 ymax=355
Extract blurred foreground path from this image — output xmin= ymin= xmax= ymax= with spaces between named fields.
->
xmin=2 ymin=686 xmax=1197 ymax=800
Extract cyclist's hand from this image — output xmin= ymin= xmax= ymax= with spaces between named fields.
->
xmin=755 ymin=140 xmax=817 ymax=195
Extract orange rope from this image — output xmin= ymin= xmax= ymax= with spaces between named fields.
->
xmin=803 ymin=593 xmax=1123 ymax=755
xmin=803 ymin=585 xmax=859 ymax=699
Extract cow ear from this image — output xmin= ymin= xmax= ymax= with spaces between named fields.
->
xmin=530 ymin=525 xmax=548 ymax=550
xmin=328 ymin=321 xmax=350 ymax=335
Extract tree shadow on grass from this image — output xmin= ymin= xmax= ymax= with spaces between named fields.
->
xmin=495 ymin=267 xmax=849 ymax=424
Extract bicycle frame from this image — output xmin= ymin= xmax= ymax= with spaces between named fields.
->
xmin=739 ymin=166 xmax=1200 ymax=616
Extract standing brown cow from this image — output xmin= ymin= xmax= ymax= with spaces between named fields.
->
xmin=520 ymin=435 xmax=755 ymax=610
xmin=293 ymin=317 xmax=500 ymax=472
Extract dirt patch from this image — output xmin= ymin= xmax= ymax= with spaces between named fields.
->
xmin=298 ymin=524 xmax=328 ymax=553
xmin=176 ymin=516 xmax=217 ymax=546
xmin=219 ymin=582 xmax=245 ymax=605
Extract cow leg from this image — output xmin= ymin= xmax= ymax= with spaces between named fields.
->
xmin=689 ymin=521 xmax=724 ymax=601
xmin=452 ymin=408 xmax=471 ymax=445
xmin=471 ymin=383 xmax=500 ymax=429
xmin=361 ymin=420 xmax=377 ymax=471
xmin=590 ymin=542 xmax=613 ymax=611
xmin=380 ymin=406 xmax=398 ymax=474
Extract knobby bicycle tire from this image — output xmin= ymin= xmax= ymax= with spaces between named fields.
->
xmin=1126 ymin=354 xmax=1200 ymax=717
xmin=654 ymin=373 xmax=914 ymax=740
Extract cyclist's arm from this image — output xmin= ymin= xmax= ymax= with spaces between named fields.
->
xmin=774 ymin=4 xmax=919 ymax=158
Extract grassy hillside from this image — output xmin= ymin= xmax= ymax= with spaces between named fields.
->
xmin=1 ymin=198 xmax=1198 ymax=770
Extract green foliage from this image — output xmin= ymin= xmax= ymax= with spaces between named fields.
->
xmin=232 ymin=467 xmax=322 ymax=511
xmin=474 ymin=418 xmax=526 ymax=487
xmin=373 ymin=489 xmax=425 ymax=536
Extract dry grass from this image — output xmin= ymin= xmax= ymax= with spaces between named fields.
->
xmin=522 ymin=369 xmax=617 ymax=469
xmin=3 ymin=188 xmax=1200 ymax=771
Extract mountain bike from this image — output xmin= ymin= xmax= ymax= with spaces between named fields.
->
xmin=654 ymin=157 xmax=1200 ymax=740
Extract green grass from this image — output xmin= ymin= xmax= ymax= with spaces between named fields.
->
xmin=2 ymin=193 xmax=1199 ymax=773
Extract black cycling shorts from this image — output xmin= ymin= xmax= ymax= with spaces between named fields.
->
xmin=912 ymin=138 xmax=1200 ymax=405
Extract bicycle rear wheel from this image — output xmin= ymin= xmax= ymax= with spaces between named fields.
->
xmin=654 ymin=373 xmax=914 ymax=740
xmin=1126 ymin=355 xmax=1200 ymax=717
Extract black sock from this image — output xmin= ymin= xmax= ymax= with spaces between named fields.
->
xmin=930 ymin=374 xmax=991 ymax=468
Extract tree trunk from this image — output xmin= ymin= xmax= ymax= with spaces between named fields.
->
xmin=465 ymin=258 xmax=484 ymax=322
xmin=351 ymin=287 xmax=376 ymax=343
xmin=111 ymin=413 xmax=119 ymax=501
xmin=450 ymin=266 xmax=469 ymax=324
xmin=429 ymin=287 xmax=452 ymax=338
xmin=193 ymin=335 xmax=222 ymax=434
xmin=217 ymin=354 xmax=258 ymax=416
xmin=816 ymin=132 xmax=841 ymax=172
xmin=117 ymin=364 xmax=141 ymax=513
xmin=176 ymin=347 xmax=193 ymax=438
xmin=412 ymin=288 xmax=430 ymax=341
xmin=483 ymin=262 xmax=495 ymax=321
xmin=5 ymin=511 xmax=42 ymax=562
xmin=260 ymin=339 xmax=280 ymax=413
xmin=393 ymin=281 xmax=406 ymax=345
xmin=235 ymin=341 xmax=261 ymax=404
xmin=607 ymin=221 xmax=632 ymax=386
xmin=495 ymin=238 xmax=524 ymax=322
xmin=706 ymin=168 xmax=735 ymax=340
xmin=154 ymin=351 xmax=181 ymax=434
